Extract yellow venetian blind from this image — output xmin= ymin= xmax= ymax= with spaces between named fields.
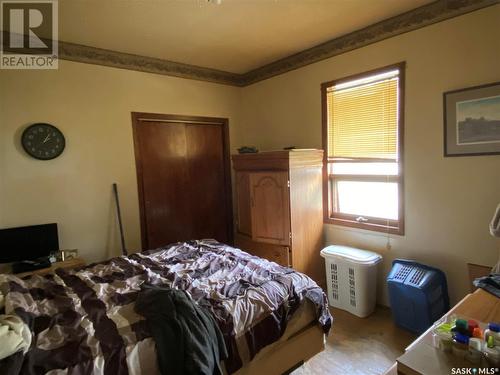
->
xmin=327 ymin=72 xmax=399 ymax=159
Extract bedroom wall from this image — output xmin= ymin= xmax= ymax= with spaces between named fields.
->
xmin=238 ymin=5 xmax=500 ymax=305
xmin=1 ymin=5 xmax=498 ymax=306
xmin=0 ymin=61 xmax=242 ymax=263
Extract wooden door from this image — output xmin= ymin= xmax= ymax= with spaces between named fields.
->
xmin=132 ymin=113 xmax=233 ymax=249
xmin=249 ymin=171 xmax=290 ymax=245
xmin=235 ymin=172 xmax=252 ymax=237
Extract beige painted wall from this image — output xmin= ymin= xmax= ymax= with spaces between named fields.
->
xmin=0 ymin=5 xmax=499 ymax=306
xmin=0 ymin=60 xmax=242 ymax=263
xmin=239 ymin=5 xmax=500 ymax=305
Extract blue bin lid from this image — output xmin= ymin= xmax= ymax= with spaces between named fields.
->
xmin=321 ymin=245 xmax=382 ymax=265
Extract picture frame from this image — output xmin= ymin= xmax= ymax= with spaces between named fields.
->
xmin=60 ymin=249 xmax=79 ymax=261
xmin=443 ymin=82 xmax=500 ymax=157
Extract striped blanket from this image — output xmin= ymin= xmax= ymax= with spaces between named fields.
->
xmin=0 ymin=240 xmax=332 ymax=374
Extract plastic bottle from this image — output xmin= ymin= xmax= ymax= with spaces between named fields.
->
xmin=436 ymin=331 xmax=453 ymax=352
xmin=467 ymin=320 xmax=479 ymax=336
xmin=433 ymin=323 xmax=453 ymax=352
xmin=472 ymin=327 xmax=483 ymax=339
xmin=466 ymin=338 xmax=482 ymax=364
xmin=452 ymin=333 xmax=469 ymax=359
xmin=484 ymin=323 xmax=500 ymax=346
xmin=452 ymin=319 xmax=469 ymax=335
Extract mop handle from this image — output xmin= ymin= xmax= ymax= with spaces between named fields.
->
xmin=113 ymin=183 xmax=127 ymax=256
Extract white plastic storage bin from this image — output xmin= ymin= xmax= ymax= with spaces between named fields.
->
xmin=321 ymin=245 xmax=382 ymax=318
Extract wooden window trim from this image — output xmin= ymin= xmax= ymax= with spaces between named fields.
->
xmin=321 ymin=62 xmax=406 ymax=235
xmin=330 ymin=174 xmax=400 ymax=183
xmin=328 ymin=157 xmax=396 ymax=163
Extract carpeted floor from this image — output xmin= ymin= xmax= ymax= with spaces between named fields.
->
xmin=291 ymin=306 xmax=416 ymax=375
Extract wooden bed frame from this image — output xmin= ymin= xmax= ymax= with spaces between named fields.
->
xmin=233 ymin=324 xmax=325 ymax=375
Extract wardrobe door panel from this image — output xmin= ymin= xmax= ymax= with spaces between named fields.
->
xmin=235 ymin=171 xmax=252 ymax=237
xmin=235 ymin=234 xmax=290 ymax=267
xmin=249 ymin=171 xmax=290 ymax=245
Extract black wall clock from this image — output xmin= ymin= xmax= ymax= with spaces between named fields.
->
xmin=21 ymin=123 xmax=65 ymax=160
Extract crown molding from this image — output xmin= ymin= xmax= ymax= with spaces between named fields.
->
xmin=241 ymin=0 xmax=499 ymax=86
xmin=2 ymin=0 xmax=497 ymax=86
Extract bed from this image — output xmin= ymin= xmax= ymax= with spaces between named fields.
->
xmin=0 ymin=239 xmax=332 ymax=374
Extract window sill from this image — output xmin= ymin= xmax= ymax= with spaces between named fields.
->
xmin=324 ymin=216 xmax=404 ymax=236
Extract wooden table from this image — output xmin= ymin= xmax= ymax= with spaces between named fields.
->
xmin=397 ymin=289 xmax=500 ymax=375
xmin=14 ymin=257 xmax=86 ymax=278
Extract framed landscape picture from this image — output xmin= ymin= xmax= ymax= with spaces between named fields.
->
xmin=444 ymin=82 xmax=500 ymax=157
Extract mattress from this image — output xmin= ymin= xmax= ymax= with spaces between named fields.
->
xmin=0 ymin=240 xmax=332 ymax=374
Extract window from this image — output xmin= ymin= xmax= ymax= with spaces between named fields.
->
xmin=321 ymin=63 xmax=405 ymax=234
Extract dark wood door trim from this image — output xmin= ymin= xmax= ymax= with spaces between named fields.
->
xmin=131 ymin=112 xmax=234 ymax=250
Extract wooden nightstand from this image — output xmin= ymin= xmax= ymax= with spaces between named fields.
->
xmin=14 ymin=257 xmax=86 ymax=278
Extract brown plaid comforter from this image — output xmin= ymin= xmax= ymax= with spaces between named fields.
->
xmin=1 ymin=240 xmax=332 ymax=375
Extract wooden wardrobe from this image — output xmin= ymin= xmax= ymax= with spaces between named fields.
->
xmin=232 ymin=149 xmax=325 ymax=285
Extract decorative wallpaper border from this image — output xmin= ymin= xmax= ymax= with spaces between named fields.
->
xmin=59 ymin=41 xmax=242 ymax=86
xmin=241 ymin=0 xmax=500 ymax=85
xmin=5 ymin=0 xmax=498 ymax=86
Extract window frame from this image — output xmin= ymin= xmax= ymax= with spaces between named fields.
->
xmin=321 ymin=62 xmax=406 ymax=235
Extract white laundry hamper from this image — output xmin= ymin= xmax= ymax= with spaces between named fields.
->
xmin=321 ymin=245 xmax=382 ymax=318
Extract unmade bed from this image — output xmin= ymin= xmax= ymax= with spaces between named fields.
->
xmin=0 ymin=240 xmax=332 ymax=374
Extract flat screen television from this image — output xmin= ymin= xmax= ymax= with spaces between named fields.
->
xmin=0 ymin=223 xmax=59 ymax=263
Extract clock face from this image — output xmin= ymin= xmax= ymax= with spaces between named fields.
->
xmin=21 ymin=123 xmax=65 ymax=160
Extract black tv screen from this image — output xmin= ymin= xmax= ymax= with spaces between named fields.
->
xmin=0 ymin=223 xmax=59 ymax=263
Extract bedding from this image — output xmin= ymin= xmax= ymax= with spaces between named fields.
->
xmin=0 ymin=239 xmax=332 ymax=375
